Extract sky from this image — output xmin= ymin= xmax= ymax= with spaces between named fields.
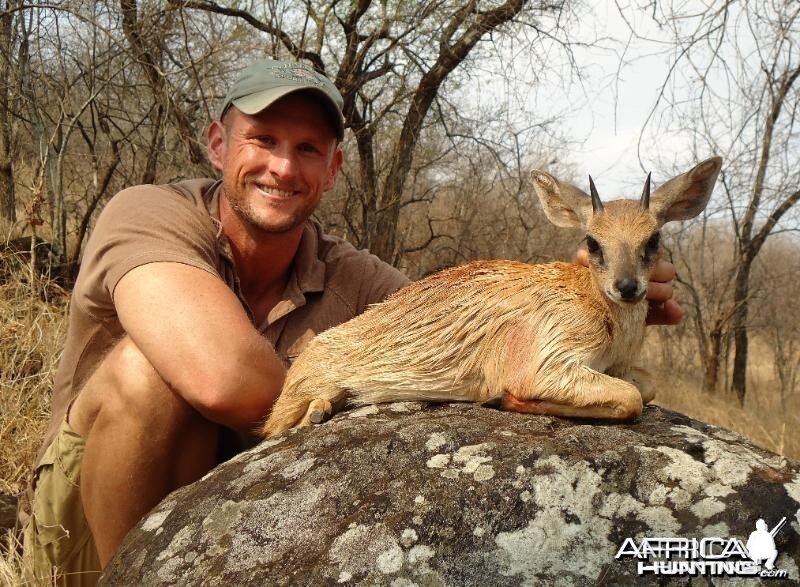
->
xmin=562 ymin=3 xmax=675 ymax=190
xmin=484 ymin=1 xmax=697 ymax=197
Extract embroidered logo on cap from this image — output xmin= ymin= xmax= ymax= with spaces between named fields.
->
xmin=272 ymin=63 xmax=324 ymax=86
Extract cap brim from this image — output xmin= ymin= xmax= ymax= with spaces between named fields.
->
xmin=232 ymin=86 xmax=344 ymax=141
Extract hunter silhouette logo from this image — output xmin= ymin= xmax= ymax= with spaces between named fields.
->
xmin=615 ymin=514 xmax=793 ymax=578
xmin=746 ymin=518 xmax=783 ymax=570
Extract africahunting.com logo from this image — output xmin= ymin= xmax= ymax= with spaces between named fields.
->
xmin=615 ymin=515 xmax=795 ymax=578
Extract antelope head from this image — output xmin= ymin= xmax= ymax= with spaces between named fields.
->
xmin=531 ymin=157 xmax=722 ymax=305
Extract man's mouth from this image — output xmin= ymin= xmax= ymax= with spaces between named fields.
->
xmin=254 ymin=184 xmax=296 ymax=198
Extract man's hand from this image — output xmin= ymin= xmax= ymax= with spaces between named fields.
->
xmin=575 ymin=249 xmax=683 ymax=325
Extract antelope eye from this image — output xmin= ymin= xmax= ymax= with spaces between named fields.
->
xmin=642 ymin=232 xmax=661 ymax=263
xmin=586 ymin=235 xmax=600 ymax=254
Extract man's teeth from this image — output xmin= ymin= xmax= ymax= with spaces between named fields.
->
xmin=257 ymin=185 xmax=293 ymax=197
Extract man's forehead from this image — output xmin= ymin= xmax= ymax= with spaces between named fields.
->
xmin=227 ymin=97 xmax=339 ymax=143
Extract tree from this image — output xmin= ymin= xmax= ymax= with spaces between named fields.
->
xmin=0 ymin=0 xmax=580 ymax=278
xmin=664 ymin=222 xmax=739 ymax=392
xmin=1 ymin=1 xmax=232 ymax=273
xmin=636 ymin=0 xmax=800 ymax=403
xmin=0 ymin=0 xmax=23 ymax=223
xmin=755 ymin=239 xmax=800 ymax=417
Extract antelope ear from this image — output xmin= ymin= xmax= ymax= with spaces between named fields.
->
xmin=650 ymin=157 xmax=722 ymax=225
xmin=531 ymin=170 xmax=593 ymax=229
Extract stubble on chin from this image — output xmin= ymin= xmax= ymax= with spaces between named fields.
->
xmin=222 ymin=183 xmax=305 ymax=235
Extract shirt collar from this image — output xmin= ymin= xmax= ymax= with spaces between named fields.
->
xmin=205 ymin=180 xmax=226 ymax=241
xmin=204 ymin=180 xmax=326 ymax=297
xmin=293 ymin=220 xmax=326 ymax=294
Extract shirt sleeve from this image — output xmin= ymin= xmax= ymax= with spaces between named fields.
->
xmin=74 ymin=184 xmax=222 ymax=319
xmin=355 ymin=253 xmax=411 ymax=313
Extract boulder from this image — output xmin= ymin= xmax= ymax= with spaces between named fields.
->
xmin=103 ymin=404 xmax=800 ymax=585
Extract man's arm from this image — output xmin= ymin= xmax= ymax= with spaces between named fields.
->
xmin=114 ymin=262 xmax=285 ymax=432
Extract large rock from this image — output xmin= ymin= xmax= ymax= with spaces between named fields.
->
xmin=103 ymin=404 xmax=800 ymax=585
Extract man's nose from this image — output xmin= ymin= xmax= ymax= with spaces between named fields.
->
xmin=268 ymin=147 xmax=298 ymax=180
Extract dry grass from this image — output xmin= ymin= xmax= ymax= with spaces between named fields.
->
xmin=652 ymin=369 xmax=800 ymax=460
xmin=0 ymin=528 xmax=61 ymax=586
xmin=0 ymin=258 xmax=68 ymax=495
xmin=1 ymin=529 xmax=33 ymax=586
xmin=0 ymin=250 xmax=67 ymax=586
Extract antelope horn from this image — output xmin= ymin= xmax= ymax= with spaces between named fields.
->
xmin=640 ymin=172 xmax=652 ymax=209
xmin=589 ymin=175 xmax=604 ymax=213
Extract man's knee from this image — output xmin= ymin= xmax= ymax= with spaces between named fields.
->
xmin=74 ymin=336 xmax=202 ymax=435
xmin=105 ymin=335 xmax=166 ymax=394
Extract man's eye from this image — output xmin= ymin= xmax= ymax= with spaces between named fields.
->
xmin=257 ymin=135 xmax=276 ymax=146
xmin=586 ymin=235 xmax=601 ymax=253
xmin=298 ymin=143 xmax=319 ymax=154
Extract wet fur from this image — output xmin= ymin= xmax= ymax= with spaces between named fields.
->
xmin=262 ymin=158 xmax=722 ymax=437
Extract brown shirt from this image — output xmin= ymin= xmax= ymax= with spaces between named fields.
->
xmin=37 ymin=178 xmax=409 ymax=466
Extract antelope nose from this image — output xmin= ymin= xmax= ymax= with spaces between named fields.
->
xmin=615 ymin=278 xmax=639 ymax=300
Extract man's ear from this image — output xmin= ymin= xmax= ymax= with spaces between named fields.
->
xmin=649 ymin=157 xmax=722 ymax=226
xmin=207 ymin=120 xmax=227 ymax=172
xmin=531 ymin=170 xmax=593 ymax=229
xmin=323 ymin=145 xmax=344 ymax=192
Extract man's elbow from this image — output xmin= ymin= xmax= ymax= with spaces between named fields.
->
xmin=176 ymin=368 xmax=284 ymax=432
xmin=198 ymin=396 xmax=271 ymax=433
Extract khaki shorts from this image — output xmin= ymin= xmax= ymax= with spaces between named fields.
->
xmin=23 ymin=415 xmax=101 ymax=586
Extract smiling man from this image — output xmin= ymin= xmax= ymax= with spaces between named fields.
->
xmin=22 ymin=59 xmax=682 ymax=585
xmin=22 ymin=59 xmax=409 ymax=585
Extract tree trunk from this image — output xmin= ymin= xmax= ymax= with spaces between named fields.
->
xmin=0 ymin=1 xmax=18 ymax=222
xmin=47 ymin=138 xmax=68 ymax=264
xmin=702 ymin=324 xmax=723 ymax=392
xmin=350 ymin=111 xmax=378 ymax=250
xmin=69 ymin=140 xmax=122 ymax=277
xmin=141 ymin=103 xmax=165 ymax=184
xmin=0 ymin=148 xmax=14 ymax=222
xmin=731 ymin=254 xmax=753 ymax=404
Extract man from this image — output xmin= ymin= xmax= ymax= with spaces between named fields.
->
xmin=22 ymin=59 xmax=409 ymax=585
xmin=22 ymin=58 xmax=682 ymax=584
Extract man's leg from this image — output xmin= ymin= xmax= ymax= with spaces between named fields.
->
xmin=70 ymin=336 xmax=219 ymax=567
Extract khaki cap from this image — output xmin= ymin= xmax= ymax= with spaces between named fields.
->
xmin=219 ymin=59 xmax=345 ymax=141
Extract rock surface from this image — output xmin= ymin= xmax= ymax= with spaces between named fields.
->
xmin=103 ymin=404 xmax=800 ymax=585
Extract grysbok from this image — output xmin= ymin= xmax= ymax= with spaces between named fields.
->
xmin=262 ymin=157 xmax=723 ymax=437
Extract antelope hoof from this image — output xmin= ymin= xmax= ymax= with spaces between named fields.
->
xmin=305 ymin=398 xmax=334 ymax=426
xmin=629 ymin=369 xmax=656 ymax=404
xmin=640 ymin=387 xmax=656 ymax=405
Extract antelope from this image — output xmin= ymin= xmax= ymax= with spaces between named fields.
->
xmin=262 ymin=157 xmax=722 ymax=437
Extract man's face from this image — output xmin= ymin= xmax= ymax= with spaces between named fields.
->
xmin=208 ymin=92 xmax=343 ymax=234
